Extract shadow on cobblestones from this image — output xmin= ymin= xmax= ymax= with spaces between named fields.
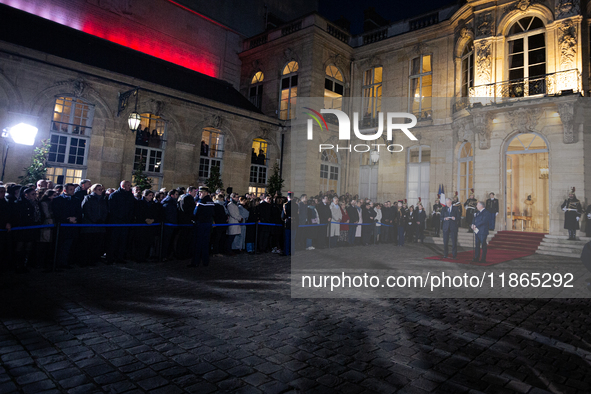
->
xmin=1 ymin=253 xmax=590 ymax=393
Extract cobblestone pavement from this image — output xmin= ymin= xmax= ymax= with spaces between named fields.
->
xmin=1 ymin=243 xmax=591 ymax=393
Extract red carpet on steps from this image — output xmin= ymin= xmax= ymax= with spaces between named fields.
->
xmin=425 ymin=231 xmax=547 ymax=266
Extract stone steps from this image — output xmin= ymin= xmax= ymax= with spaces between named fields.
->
xmin=535 ymin=234 xmax=590 ymax=259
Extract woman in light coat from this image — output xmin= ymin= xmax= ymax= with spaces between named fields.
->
xmin=226 ymin=194 xmax=242 ymax=254
xmin=329 ymin=197 xmax=342 ymax=247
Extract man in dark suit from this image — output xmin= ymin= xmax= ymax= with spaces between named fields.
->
xmin=471 ymin=201 xmax=491 ymax=263
xmin=440 ymin=198 xmax=459 ymax=258
xmin=316 ymin=196 xmax=331 ymax=248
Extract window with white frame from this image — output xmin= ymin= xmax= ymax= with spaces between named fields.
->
xmin=250 ymin=138 xmax=268 ymax=185
xmin=47 ymin=96 xmax=94 ymax=183
xmin=461 ymin=42 xmax=474 ymax=97
xmin=409 ymin=55 xmax=432 ymax=120
xmin=46 ymin=167 xmax=84 ymax=186
xmin=199 ymin=127 xmax=224 ymax=178
xmin=134 ymin=113 xmax=167 ymax=177
xmin=361 ymin=67 xmax=382 ymax=127
xmin=407 ymin=145 xmax=430 ymax=204
xmin=279 ymin=61 xmax=298 ymax=120
xmin=250 ymin=71 xmax=264 ymax=109
xmin=507 ymin=17 xmax=546 ymax=97
xmin=325 ymin=65 xmax=344 ymax=111
xmin=320 ymin=149 xmax=339 ymax=194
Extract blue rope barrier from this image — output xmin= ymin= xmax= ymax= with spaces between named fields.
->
xmin=0 ymin=224 xmax=55 ymax=232
xmin=61 ymin=223 xmax=161 ymax=227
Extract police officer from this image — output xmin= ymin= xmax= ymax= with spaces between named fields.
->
xmin=464 ymin=189 xmax=477 ymax=233
xmin=562 ymin=187 xmax=582 ymax=240
xmin=188 ymin=186 xmax=215 ymax=267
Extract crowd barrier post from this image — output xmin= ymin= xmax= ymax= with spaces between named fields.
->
xmin=328 ymin=221 xmax=331 ymax=249
xmin=159 ymin=222 xmax=164 ymax=262
xmin=52 ymin=223 xmax=60 ymax=272
xmin=374 ymin=222 xmax=377 ymax=245
xmin=255 ymin=222 xmax=259 ymax=253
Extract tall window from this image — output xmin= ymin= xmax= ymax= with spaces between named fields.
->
xmin=47 ymin=96 xmax=94 ymax=184
xmin=324 ymin=65 xmax=344 ymax=111
xmin=134 ymin=113 xmax=167 ymax=186
xmin=320 ymin=149 xmax=339 ymax=194
xmin=199 ymin=128 xmax=223 ymax=178
xmin=507 ymin=17 xmax=546 ymax=97
xmin=409 ymin=54 xmax=432 ymax=120
xmin=279 ymin=61 xmax=298 ymax=120
xmin=362 ymin=67 xmax=382 ymax=127
xmin=250 ymin=71 xmax=264 ymax=109
xmin=461 ymin=42 xmax=474 ymax=97
xmin=250 ymin=138 xmax=268 ymax=186
xmin=407 ymin=145 xmax=430 ymax=204
xmin=458 ymin=142 xmax=473 ymax=205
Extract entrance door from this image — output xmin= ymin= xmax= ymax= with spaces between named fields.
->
xmin=505 ymin=133 xmax=549 ymax=232
xmin=359 ymin=165 xmax=378 ymax=201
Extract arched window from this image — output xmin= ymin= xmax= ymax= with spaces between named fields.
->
xmin=279 ymin=61 xmax=298 ymax=120
xmin=199 ymin=127 xmax=224 ymax=179
xmin=134 ymin=113 xmax=167 ymax=188
xmin=249 ymin=138 xmax=268 ymax=195
xmin=461 ymin=42 xmax=474 ymax=97
xmin=507 ymin=17 xmax=546 ymax=97
xmin=458 ymin=142 xmax=473 ymax=205
xmin=250 ymin=71 xmax=264 ymax=109
xmin=320 ymin=149 xmax=339 ymax=194
xmin=324 ymin=65 xmax=344 ymax=111
xmin=362 ymin=67 xmax=382 ymax=127
xmin=407 ymin=145 xmax=430 ymax=203
xmin=47 ymin=96 xmax=95 ymax=185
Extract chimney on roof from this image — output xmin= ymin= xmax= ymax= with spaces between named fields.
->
xmin=363 ymin=7 xmax=389 ymax=32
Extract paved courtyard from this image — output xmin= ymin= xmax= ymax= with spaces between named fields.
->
xmin=1 ymin=243 xmax=591 ymax=393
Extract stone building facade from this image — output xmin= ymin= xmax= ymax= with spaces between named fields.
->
xmin=240 ymin=0 xmax=591 ymax=235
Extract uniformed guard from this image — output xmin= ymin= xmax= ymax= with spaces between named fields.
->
xmin=464 ymin=189 xmax=478 ymax=233
xmin=561 ymin=187 xmax=582 ymax=240
xmin=188 ymin=186 xmax=215 ymax=267
xmin=453 ymin=192 xmax=463 ymax=227
xmin=485 ymin=192 xmax=499 ymax=230
xmin=432 ymin=194 xmax=443 ymax=237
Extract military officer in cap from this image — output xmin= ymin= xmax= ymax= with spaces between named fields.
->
xmin=188 ymin=186 xmax=215 ymax=267
xmin=561 ymin=187 xmax=582 ymax=240
xmin=432 ymin=194 xmax=443 ymax=237
xmin=485 ymin=192 xmax=499 ymax=230
xmin=464 ymin=189 xmax=478 ymax=233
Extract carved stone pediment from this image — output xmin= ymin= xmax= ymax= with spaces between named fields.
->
xmin=56 ymin=78 xmax=90 ymax=98
xmin=475 ymin=40 xmax=493 ymax=84
xmin=558 ymin=21 xmax=577 ymax=70
xmin=507 ymin=107 xmax=541 ymax=133
xmin=475 ymin=12 xmax=493 ymax=37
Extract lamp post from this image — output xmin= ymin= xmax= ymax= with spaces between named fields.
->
xmin=1 ymin=123 xmax=39 ymax=182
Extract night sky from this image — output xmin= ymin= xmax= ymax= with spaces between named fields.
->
xmin=319 ymin=0 xmax=461 ymax=34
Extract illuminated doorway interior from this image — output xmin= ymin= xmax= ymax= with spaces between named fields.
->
xmin=506 ymin=133 xmax=549 ymax=232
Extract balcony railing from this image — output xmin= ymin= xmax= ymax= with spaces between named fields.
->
xmin=466 ymin=69 xmax=581 ymax=107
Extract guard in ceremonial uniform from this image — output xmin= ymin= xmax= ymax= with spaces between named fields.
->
xmin=432 ymin=194 xmax=443 ymax=237
xmin=561 ymin=187 xmax=582 ymax=240
xmin=485 ymin=192 xmax=499 ymax=230
xmin=188 ymin=186 xmax=215 ymax=267
xmin=464 ymin=189 xmax=477 ymax=233
xmin=452 ymin=192 xmax=463 ymax=228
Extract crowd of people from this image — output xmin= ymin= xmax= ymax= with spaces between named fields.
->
xmin=1 ymin=176 xmax=508 ymax=273
xmin=0 ymin=179 xmax=290 ymax=273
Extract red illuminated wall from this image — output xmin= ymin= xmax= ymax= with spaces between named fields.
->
xmin=0 ymin=0 xmax=243 ymax=82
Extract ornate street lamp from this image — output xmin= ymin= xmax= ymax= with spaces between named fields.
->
xmin=117 ymin=87 xmax=141 ymax=132
xmin=370 ymin=149 xmax=380 ymax=165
